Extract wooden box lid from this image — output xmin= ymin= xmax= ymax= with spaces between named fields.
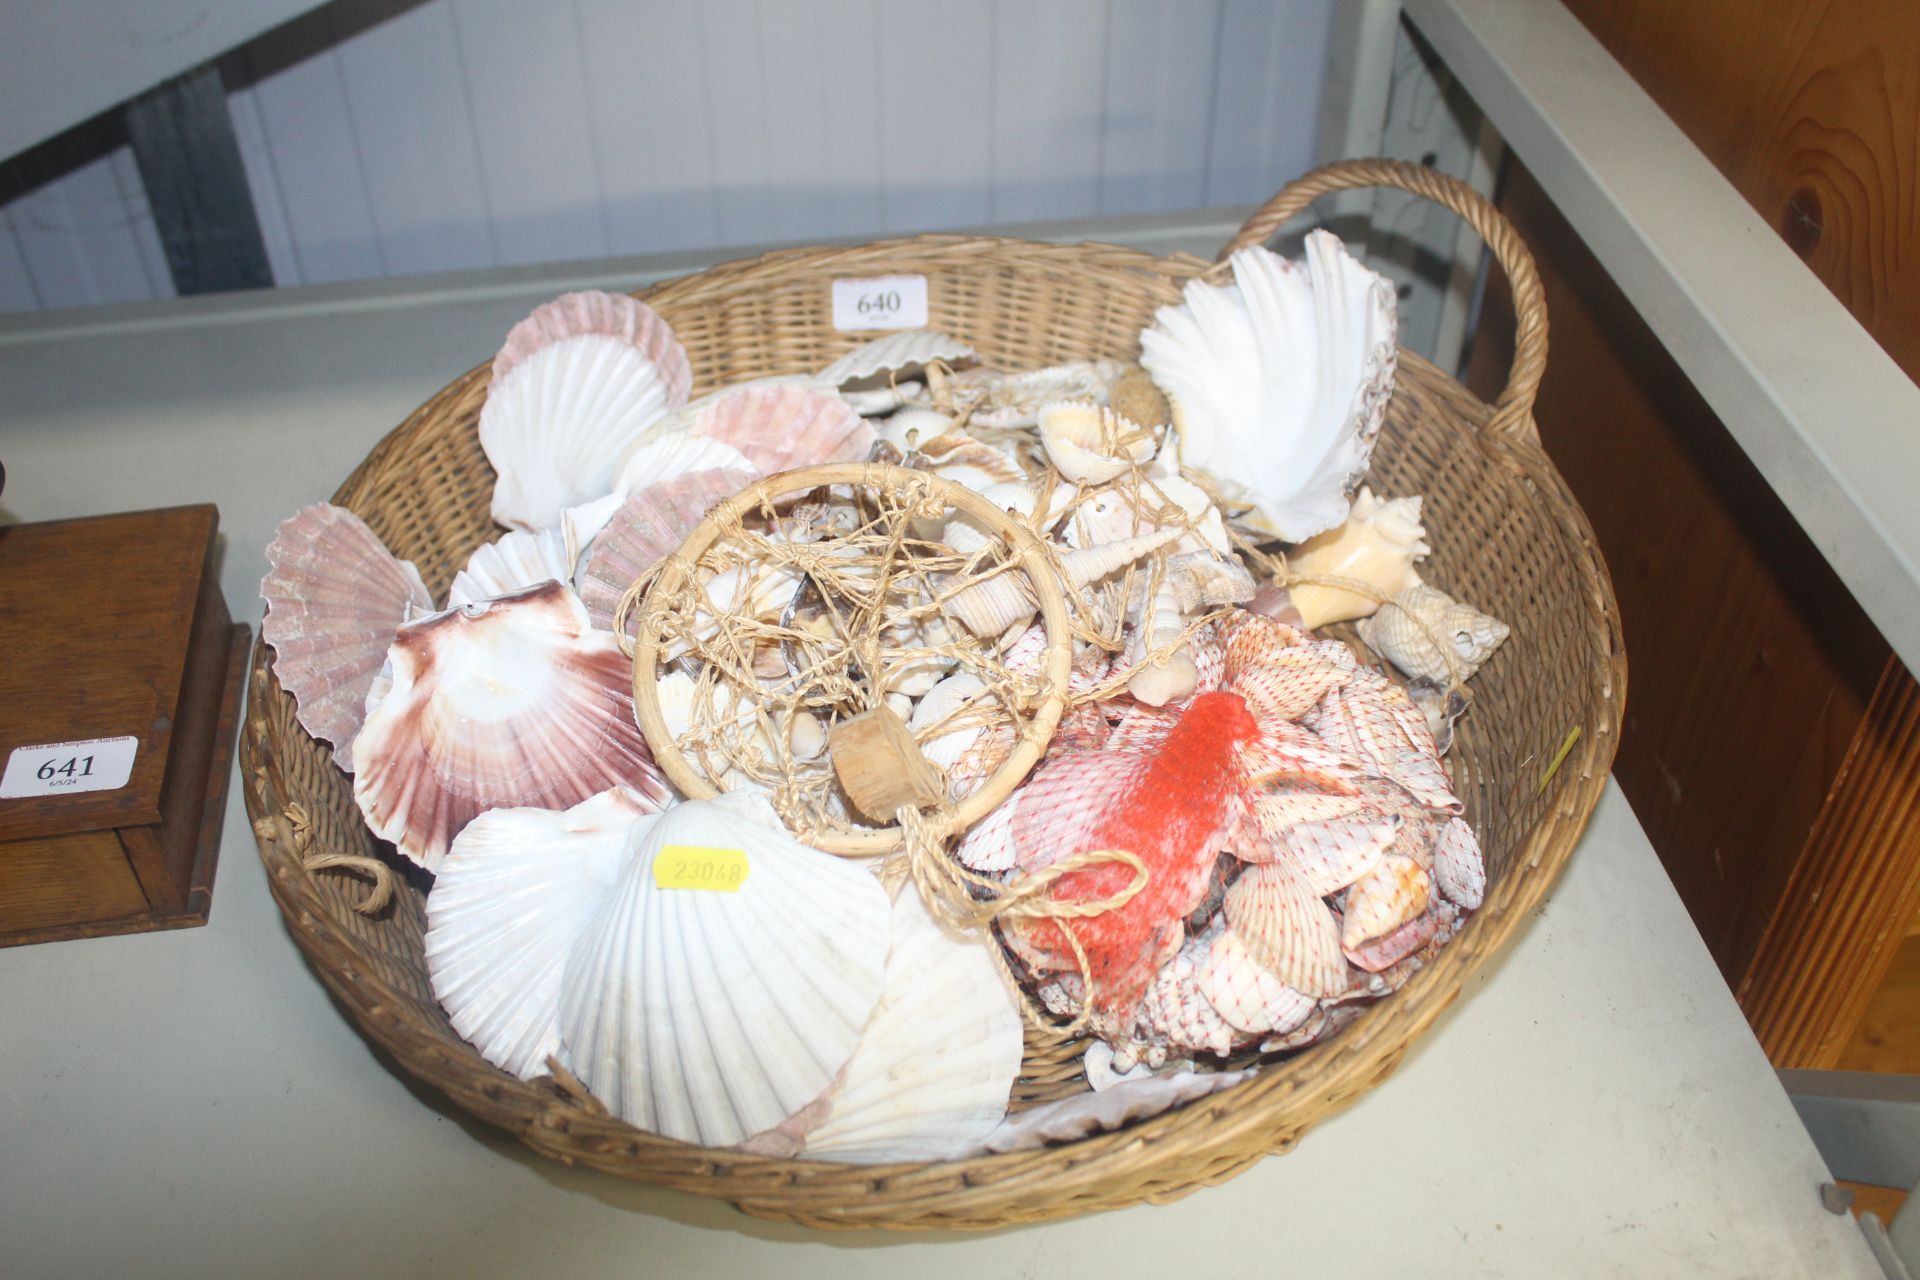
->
xmin=0 ymin=505 xmax=218 ymax=842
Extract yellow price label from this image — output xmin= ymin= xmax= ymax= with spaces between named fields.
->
xmin=652 ymin=844 xmax=750 ymax=893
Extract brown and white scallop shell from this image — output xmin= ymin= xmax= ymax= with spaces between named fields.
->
xmin=261 ymin=503 xmax=433 ymax=771
xmin=352 ymin=582 xmax=670 ymax=872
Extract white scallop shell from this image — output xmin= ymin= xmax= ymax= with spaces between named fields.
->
xmin=745 ymin=887 xmax=1023 ymax=1163
xmin=1355 ymin=582 xmax=1510 ymax=685
xmin=424 ymin=786 xmax=656 ymax=1080
xmin=610 ymin=432 xmax=756 ymax=503
xmin=261 ymin=504 xmax=433 ymax=771
xmin=352 ymin=583 xmax=670 ymax=871
xmin=446 ymin=526 xmax=574 ymax=608
xmin=913 ymin=433 xmax=1026 ymax=493
xmin=842 ymin=379 xmax=924 ymax=417
xmin=1036 ymin=400 xmax=1156 ymax=483
xmin=1286 ymin=487 xmax=1430 ymax=630
xmin=493 ymin=290 xmax=691 ymax=408
xmin=481 ymin=336 xmax=676 ymax=531
xmin=819 ymin=330 xmax=977 ymax=387
xmin=557 ymin=790 xmax=891 ymax=1146
xmin=972 ymin=1068 xmax=1252 ymax=1155
xmin=1141 ymin=230 xmax=1396 ymax=541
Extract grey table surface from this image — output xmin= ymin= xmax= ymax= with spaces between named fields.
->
xmin=0 ymin=220 xmax=1884 ymax=1279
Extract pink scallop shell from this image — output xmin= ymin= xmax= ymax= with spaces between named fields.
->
xmin=690 ymin=382 xmax=875 ymax=474
xmin=493 ymin=290 xmax=691 ymax=410
xmin=351 ymin=582 xmax=670 ymax=872
xmin=575 ymin=466 xmax=759 ymax=633
xmin=261 ymin=503 xmax=433 ymax=771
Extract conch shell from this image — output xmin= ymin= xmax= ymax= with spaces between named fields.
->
xmin=1283 ymin=487 xmax=1430 ymax=630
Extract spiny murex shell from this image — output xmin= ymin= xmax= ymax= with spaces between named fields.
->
xmin=424 ymin=786 xmax=657 ymax=1080
xmin=1140 ymin=230 xmax=1396 ymax=541
xmin=1283 ymin=486 xmax=1429 ymax=630
xmin=1355 ymin=582 xmax=1510 ymax=684
xmin=352 ymin=582 xmax=669 ymax=872
xmin=557 ymin=789 xmax=891 ymax=1147
xmin=260 ymin=503 xmax=433 ymax=772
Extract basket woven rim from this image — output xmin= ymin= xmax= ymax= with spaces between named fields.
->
xmin=240 ymin=164 xmax=1627 ymax=1231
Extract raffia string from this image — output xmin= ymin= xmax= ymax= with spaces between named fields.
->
xmin=266 ymin=802 xmax=397 ymax=916
xmin=895 ymin=804 xmax=1147 ymax=1036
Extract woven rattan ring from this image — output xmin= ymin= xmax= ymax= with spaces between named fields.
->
xmin=622 ymin=461 xmax=1074 ymax=856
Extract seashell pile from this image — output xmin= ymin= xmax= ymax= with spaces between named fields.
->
xmin=261 ymin=244 xmax=1515 ymax=1165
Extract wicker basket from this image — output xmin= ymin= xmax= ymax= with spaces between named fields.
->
xmin=241 ymin=160 xmax=1625 ymax=1230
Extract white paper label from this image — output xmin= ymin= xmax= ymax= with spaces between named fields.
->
xmin=1 ymin=736 xmax=139 ymax=799
xmin=831 ymin=275 xmax=929 ymax=331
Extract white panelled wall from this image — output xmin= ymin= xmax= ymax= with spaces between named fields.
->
xmin=0 ymin=0 xmax=1334 ymax=313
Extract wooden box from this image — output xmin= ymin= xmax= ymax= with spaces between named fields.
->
xmin=0 ymin=505 xmax=248 ymax=946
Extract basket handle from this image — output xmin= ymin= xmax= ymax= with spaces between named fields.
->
xmin=1215 ymin=159 xmax=1547 ymax=445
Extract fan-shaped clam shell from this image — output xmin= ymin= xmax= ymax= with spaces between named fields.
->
xmin=1341 ymin=852 xmax=1432 ymax=954
xmin=261 ymin=504 xmax=434 ymax=771
xmin=1355 ymin=582 xmax=1510 ymax=685
xmin=424 ymin=786 xmax=656 ymax=1080
xmin=969 ymin=359 xmax=1127 ymax=429
xmin=493 ymin=290 xmax=691 ymax=408
xmin=1194 ymin=921 xmax=1316 ymax=1037
xmin=1432 ymin=815 xmax=1486 ymax=909
xmin=819 ymin=330 xmax=977 ymax=388
xmin=1037 ymin=401 xmax=1156 ymax=483
xmin=351 ymin=582 xmax=670 ymax=871
xmin=971 ymin=1066 xmax=1251 ymax=1155
xmin=575 ymin=467 xmax=759 ymax=633
xmin=679 ymin=380 xmax=875 ymax=475
xmin=1141 ymin=231 xmax=1396 ymax=541
xmin=481 ymin=336 xmax=677 ymax=531
xmin=446 ymin=526 xmax=573 ymax=608
xmin=1285 ymin=487 xmax=1430 ymax=630
xmin=1305 ymin=667 xmax=1460 ymax=814
xmin=914 ymin=432 xmax=1026 ymax=493
xmin=1223 ymin=859 xmax=1348 ymax=999
xmin=557 ymin=789 xmax=891 ymax=1147
xmin=744 ymin=887 xmax=1023 ymax=1163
